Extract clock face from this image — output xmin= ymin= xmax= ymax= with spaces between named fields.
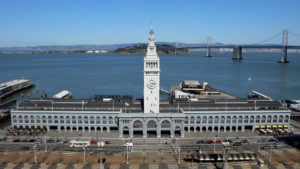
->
xmin=147 ymin=80 xmax=156 ymax=89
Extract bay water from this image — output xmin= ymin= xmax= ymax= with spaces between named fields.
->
xmin=0 ymin=51 xmax=299 ymax=101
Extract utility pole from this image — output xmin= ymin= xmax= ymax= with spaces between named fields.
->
xmin=44 ymin=137 xmax=47 ymax=152
xmin=269 ymin=144 xmax=273 ymax=163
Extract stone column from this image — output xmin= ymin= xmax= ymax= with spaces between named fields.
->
xmin=143 ymin=121 xmax=147 ymax=138
xmin=119 ymin=127 xmax=123 ymax=137
xmin=129 ymin=127 xmax=133 ymax=138
xmin=157 ymin=120 xmax=161 ymax=138
xmin=181 ymin=124 xmax=185 ymax=137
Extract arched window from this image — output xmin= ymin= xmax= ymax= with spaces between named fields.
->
xmin=190 ymin=116 xmax=195 ymax=124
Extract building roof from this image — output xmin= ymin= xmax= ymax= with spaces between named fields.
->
xmin=15 ymin=97 xmax=288 ymax=113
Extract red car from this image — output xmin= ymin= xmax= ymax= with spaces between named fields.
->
xmin=205 ymin=140 xmax=214 ymax=144
xmin=90 ymin=140 xmax=97 ymax=144
xmin=216 ymin=140 xmax=222 ymax=144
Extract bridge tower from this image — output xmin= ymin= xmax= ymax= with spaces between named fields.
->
xmin=206 ymin=36 xmax=211 ymax=57
xmin=232 ymin=45 xmax=242 ymax=60
xmin=278 ymin=29 xmax=289 ymax=63
xmin=175 ymin=41 xmax=178 ymax=55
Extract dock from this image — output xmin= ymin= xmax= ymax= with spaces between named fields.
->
xmin=0 ymin=79 xmax=35 ymax=99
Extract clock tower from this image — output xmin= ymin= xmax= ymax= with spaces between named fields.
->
xmin=143 ymin=27 xmax=160 ymax=113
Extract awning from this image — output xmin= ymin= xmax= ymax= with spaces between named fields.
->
xmin=267 ymin=125 xmax=271 ymax=128
xmin=260 ymin=125 xmax=265 ymax=129
xmin=284 ymin=125 xmax=288 ymax=128
xmin=278 ymin=125 xmax=282 ymax=128
xmin=255 ymin=126 xmax=260 ymax=129
xmin=272 ymin=125 xmax=277 ymax=128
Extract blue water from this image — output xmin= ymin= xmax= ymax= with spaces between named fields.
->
xmin=0 ymin=51 xmax=299 ymax=100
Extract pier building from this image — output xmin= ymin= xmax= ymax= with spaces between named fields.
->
xmin=10 ymin=28 xmax=291 ymax=138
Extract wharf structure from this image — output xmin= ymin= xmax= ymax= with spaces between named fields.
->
xmin=10 ymin=28 xmax=291 ymax=138
xmin=0 ymin=79 xmax=34 ymax=99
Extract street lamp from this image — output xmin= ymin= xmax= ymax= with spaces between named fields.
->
xmin=124 ymin=142 xmax=133 ymax=165
xmin=222 ymin=141 xmax=230 ymax=169
xmin=44 ymin=136 xmax=47 ymax=152
xmin=269 ymin=144 xmax=273 ymax=163
xmin=258 ymin=137 xmax=261 ymax=152
xmin=213 ymin=137 xmax=216 ymax=153
xmin=32 ymin=144 xmax=37 ymax=164
xmin=199 ymin=146 xmax=202 ymax=164
xmin=83 ymin=146 xmax=86 ymax=164
xmin=98 ymin=141 xmax=105 ymax=169
xmin=173 ymin=138 xmax=181 ymax=165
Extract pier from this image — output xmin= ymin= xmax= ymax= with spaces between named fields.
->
xmin=0 ymin=79 xmax=34 ymax=100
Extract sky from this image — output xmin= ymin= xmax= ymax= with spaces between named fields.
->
xmin=0 ymin=0 xmax=300 ymax=47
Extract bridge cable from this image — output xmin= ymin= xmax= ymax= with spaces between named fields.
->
xmin=253 ymin=31 xmax=282 ymax=45
xmin=289 ymin=31 xmax=300 ymax=39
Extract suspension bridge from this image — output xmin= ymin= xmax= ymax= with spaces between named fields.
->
xmin=180 ymin=29 xmax=300 ymax=63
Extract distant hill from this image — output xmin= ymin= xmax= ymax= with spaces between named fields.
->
xmin=111 ymin=44 xmax=188 ymax=54
xmin=0 ymin=44 xmax=135 ymax=52
xmin=0 ymin=42 xmax=291 ymax=53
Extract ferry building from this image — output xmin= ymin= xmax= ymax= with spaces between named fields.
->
xmin=11 ymin=28 xmax=291 ymax=138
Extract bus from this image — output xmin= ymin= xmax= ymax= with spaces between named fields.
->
xmin=70 ymin=140 xmax=90 ymax=148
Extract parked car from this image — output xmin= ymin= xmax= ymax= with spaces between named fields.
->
xmin=47 ymin=139 xmax=55 ymax=143
xmin=205 ymin=140 xmax=214 ymax=144
xmin=232 ymin=142 xmax=241 ymax=146
xmin=196 ymin=140 xmax=205 ymax=144
xmin=216 ymin=140 xmax=222 ymax=144
xmin=20 ymin=146 xmax=29 ymax=150
xmin=274 ymin=141 xmax=283 ymax=148
xmin=268 ymin=138 xmax=277 ymax=142
xmin=105 ymin=141 xmax=111 ymax=144
xmin=258 ymin=138 xmax=267 ymax=143
xmin=13 ymin=139 xmax=20 ymax=142
xmin=56 ymin=140 xmax=64 ymax=144
xmin=91 ymin=140 xmax=97 ymax=144
xmin=241 ymin=139 xmax=249 ymax=144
